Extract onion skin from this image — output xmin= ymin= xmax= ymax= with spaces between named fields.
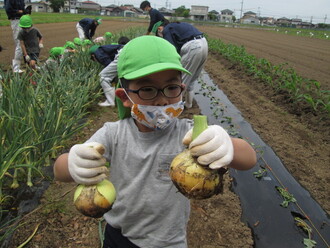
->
xmin=170 ymin=149 xmax=225 ymax=200
xmin=74 ymin=179 xmax=116 ymax=218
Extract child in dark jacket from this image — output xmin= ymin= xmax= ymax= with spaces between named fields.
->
xmin=76 ymin=17 xmax=102 ymax=41
xmin=89 ymin=37 xmax=130 ymax=107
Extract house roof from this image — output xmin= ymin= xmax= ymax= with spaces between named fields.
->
xmin=82 ymin=1 xmax=99 ymax=5
xmin=244 ymin=11 xmax=256 ymax=15
xmin=209 ymin=10 xmax=219 ymax=14
xmin=221 ymin=9 xmax=233 ymax=14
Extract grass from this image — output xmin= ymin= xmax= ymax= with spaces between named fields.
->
xmin=0 ymin=10 xmax=119 ymax=26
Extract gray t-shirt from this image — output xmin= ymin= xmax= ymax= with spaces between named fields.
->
xmin=87 ymin=117 xmax=193 ymax=248
xmin=17 ymin=27 xmax=42 ymax=54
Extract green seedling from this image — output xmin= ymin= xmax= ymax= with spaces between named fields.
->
xmin=275 ymin=186 xmax=296 ymax=207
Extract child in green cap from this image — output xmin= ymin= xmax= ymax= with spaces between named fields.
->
xmin=44 ymin=47 xmax=65 ymax=67
xmin=89 ymin=36 xmax=130 ymax=107
xmin=17 ymin=15 xmax=43 ymax=70
xmin=76 ymin=17 xmax=101 ymax=41
xmin=155 ymin=20 xmax=208 ymax=109
xmin=53 ymin=36 xmax=256 ymax=248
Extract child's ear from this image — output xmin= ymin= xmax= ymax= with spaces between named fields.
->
xmin=115 ymin=88 xmax=131 ymax=107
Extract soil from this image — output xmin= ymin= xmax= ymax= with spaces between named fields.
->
xmin=0 ymin=21 xmax=329 ymax=248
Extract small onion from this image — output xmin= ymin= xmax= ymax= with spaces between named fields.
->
xmin=170 ymin=115 xmax=225 ymax=199
xmin=74 ymin=179 xmax=116 ymax=218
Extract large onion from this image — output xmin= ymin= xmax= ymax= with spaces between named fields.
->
xmin=73 ymin=144 xmax=116 ymax=218
xmin=74 ymin=179 xmax=116 ymax=218
xmin=170 ymin=115 xmax=225 ymax=199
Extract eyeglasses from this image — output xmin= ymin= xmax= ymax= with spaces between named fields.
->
xmin=126 ymin=84 xmax=184 ymax=100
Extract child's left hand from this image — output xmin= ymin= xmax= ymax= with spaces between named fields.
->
xmin=39 ymin=43 xmax=44 ymax=49
xmin=183 ymin=125 xmax=234 ymax=169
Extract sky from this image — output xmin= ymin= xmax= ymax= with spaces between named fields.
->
xmin=96 ymin=0 xmax=330 ymax=24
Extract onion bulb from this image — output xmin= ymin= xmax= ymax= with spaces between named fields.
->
xmin=170 ymin=115 xmax=224 ymax=199
xmin=74 ymin=179 xmax=116 ymax=218
xmin=73 ymin=143 xmax=116 ymax=218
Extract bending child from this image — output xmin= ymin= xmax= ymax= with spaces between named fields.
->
xmin=17 ymin=15 xmax=43 ymax=71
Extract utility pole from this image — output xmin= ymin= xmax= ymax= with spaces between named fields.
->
xmin=240 ymin=0 xmax=244 ymax=19
xmin=258 ymin=7 xmax=260 ymax=17
xmin=324 ymin=14 xmax=327 ymax=23
xmin=310 ymin=16 xmax=313 ymax=23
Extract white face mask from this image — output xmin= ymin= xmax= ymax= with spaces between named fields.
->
xmin=131 ymin=101 xmax=184 ymax=130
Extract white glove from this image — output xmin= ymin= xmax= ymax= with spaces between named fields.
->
xmin=39 ymin=43 xmax=44 ymax=49
xmin=25 ymin=55 xmax=31 ymax=62
xmin=183 ymin=125 xmax=234 ymax=169
xmin=68 ymin=142 xmax=108 ymax=185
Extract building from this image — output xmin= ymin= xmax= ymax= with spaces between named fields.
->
xmin=158 ymin=7 xmax=175 ymax=17
xmin=291 ymin=18 xmax=302 ymax=26
xmin=241 ymin=11 xmax=260 ymax=24
xmin=220 ymin=9 xmax=234 ymax=23
xmin=275 ymin=17 xmax=291 ymax=26
xmin=190 ymin=5 xmax=209 ymax=21
xmin=63 ymin=0 xmax=82 ymax=13
xmin=79 ymin=1 xmax=101 ymax=14
xmin=259 ymin=17 xmax=276 ymax=26
xmin=30 ymin=1 xmax=52 ymax=13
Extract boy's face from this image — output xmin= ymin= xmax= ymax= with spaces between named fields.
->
xmin=117 ymin=69 xmax=185 ymax=132
xmin=22 ymin=27 xmax=32 ymax=32
xmin=119 ymin=69 xmax=185 ymax=107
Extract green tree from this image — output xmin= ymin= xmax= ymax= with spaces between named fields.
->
xmin=174 ymin=5 xmax=190 ymax=18
xmin=49 ymin=0 xmax=65 ymax=12
xmin=208 ymin=12 xmax=217 ymax=21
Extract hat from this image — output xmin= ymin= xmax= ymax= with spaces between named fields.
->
xmin=117 ymin=36 xmax=190 ymax=80
xmin=64 ymin=41 xmax=76 ymax=50
xmin=50 ymin=47 xmax=65 ymax=58
xmin=151 ymin=21 xmax=163 ymax=33
xmin=104 ymin=32 xmax=112 ymax=38
xmin=74 ymin=37 xmax=82 ymax=45
xmin=89 ymin=45 xmax=100 ymax=54
xmin=95 ymin=17 xmax=102 ymax=24
xmin=19 ymin=15 xmax=32 ymax=28
xmin=83 ymin=39 xmax=93 ymax=46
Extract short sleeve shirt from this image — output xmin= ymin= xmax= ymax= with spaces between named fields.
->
xmin=17 ymin=27 xmax=42 ymax=54
xmin=86 ymin=117 xmax=194 ymax=248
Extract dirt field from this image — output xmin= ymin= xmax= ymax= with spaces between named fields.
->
xmin=1 ymin=20 xmax=329 ymax=248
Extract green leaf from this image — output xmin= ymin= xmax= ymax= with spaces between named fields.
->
xmin=303 ymin=238 xmax=317 ymax=248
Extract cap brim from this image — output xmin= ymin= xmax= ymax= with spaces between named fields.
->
xmin=123 ymin=62 xmax=191 ymax=80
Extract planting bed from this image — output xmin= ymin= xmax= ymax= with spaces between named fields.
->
xmin=1 ymin=20 xmax=329 ymax=247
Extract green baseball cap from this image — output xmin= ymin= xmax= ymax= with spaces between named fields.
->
xmin=64 ymin=41 xmax=76 ymax=50
xmin=49 ymin=47 xmax=65 ymax=58
xmin=95 ymin=17 xmax=102 ymax=24
xmin=83 ymin=39 xmax=93 ymax=46
xmin=74 ymin=37 xmax=82 ymax=45
xmin=104 ymin=32 xmax=112 ymax=38
xmin=19 ymin=15 xmax=32 ymax=28
xmin=151 ymin=21 xmax=163 ymax=33
xmin=117 ymin=36 xmax=190 ymax=80
xmin=89 ymin=45 xmax=100 ymax=54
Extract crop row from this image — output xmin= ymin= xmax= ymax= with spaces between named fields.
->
xmin=207 ymin=37 xmax=330 ymax=114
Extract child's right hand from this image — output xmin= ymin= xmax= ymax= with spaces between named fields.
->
xmin=25 ymin=55 xmax=31 ymax=62
xmin=68 ymin=142 xmax=108 ymax=185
